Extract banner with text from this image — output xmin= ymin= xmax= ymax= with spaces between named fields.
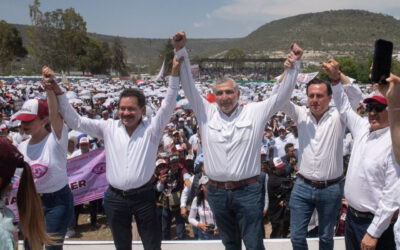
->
xmin=3 ymin=147 xmax=108 ymax=220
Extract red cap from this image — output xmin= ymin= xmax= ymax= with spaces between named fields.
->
xmin=12 ymin=99 xmax=49 ymax=122
xmin=363 ymin=95 xmax=387 ymax=105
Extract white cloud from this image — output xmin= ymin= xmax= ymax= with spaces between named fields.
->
xmin=193 ymin=21 xmax=205 ymax=28
xmin=208 ymin=0 xmax=400 ymax=21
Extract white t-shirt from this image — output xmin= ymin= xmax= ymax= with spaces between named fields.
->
xmin=18 ymin=125 xmax=69 ymax=193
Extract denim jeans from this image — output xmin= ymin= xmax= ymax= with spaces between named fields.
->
xmin=289 ymin=178 xmax=343 ymax=250
xmin=207 ymin=181 xmax=265 ymax=250
xmin=25 ymin=185 xmax=74 ymax=250
xmin=161 ymin=208 xmax=185 ymax=240
xmin=345 ymin=207 xmax=396 ymax=250
xmin=198 ymin=229 xmax=220 ymax=240
xmin=104 ymin=186 xmax=161 ymax=250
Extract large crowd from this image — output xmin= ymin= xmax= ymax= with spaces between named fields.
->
xmin=0 ymin=31 xmax=399 ymax=250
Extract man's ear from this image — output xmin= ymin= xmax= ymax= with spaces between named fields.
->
xmin=141 ymin=105 xmax=146 ymax=116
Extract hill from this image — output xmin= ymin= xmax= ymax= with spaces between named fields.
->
xmin=10 ymin=9 xmax=400 ymax=67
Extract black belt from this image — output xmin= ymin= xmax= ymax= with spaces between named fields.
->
xmin=109 ymin=181 xmax=153 ymax=196
xmin=208 ymin=176 xmax=259 ymax=190
xmin=349 ymin=206 xmax=374 ymax=220
xmin=297 ymin=174 xmax=343 ymax=189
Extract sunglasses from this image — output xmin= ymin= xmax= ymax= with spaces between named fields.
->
xmin=365 ymin=103 xmax=387 ymax=113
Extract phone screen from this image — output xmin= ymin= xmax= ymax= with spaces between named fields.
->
xmin=371 ymin=39 xmax=393 ymax=84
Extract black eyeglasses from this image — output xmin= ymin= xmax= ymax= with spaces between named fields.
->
xmin=365 ymin=103 xmax=387 ymax=113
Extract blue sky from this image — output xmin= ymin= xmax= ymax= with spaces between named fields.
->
xmin=1 ymin=0 xmax=400 ymax=39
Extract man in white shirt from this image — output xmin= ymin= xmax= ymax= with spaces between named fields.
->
xmin=173 ymin=30 xmax=303 ymax=250
xmin=275 ymin=60 xmax=362 ymax=249
xmin=274 ymin=126 xmax=290 ymax=158
xmin=47 ymin=58 xmax=182 ymax=250
xmin=327 ymin=59 xmax=399 ymax=250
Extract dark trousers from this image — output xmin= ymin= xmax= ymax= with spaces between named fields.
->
xmin=345 ymin=207 xmax=396 ymax=250
xmin=104 ymin=186 xmax=161 ymax=250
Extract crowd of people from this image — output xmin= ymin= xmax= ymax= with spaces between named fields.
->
xmin=0 ymin=30 xmax=399 ymax=250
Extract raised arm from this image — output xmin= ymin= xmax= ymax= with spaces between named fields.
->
xmin=173 ymin=31 xmax=210 ymax=124
xmin=42 ymin=66 xmax=63 ymax=139
xmin=379 ymin=74 xmax=400 ymax=165
xmin=256 ymin=44 xmax=303 ymax=124
xmin=50 ymin=78 xmax=105 ymax=139
xmin=325 ymin=59 xmax=368 ymax=138
xmin=148 ymin=57 xmax=181 ymax=143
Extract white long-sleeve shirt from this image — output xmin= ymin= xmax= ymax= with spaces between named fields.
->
xmin=189 ymin=198 xmax=216 ymax=227
xmin=332 ymin=83 xmax=400 ymax=238
xmin=176 ymin=47 xmax=300 ymax=181
xmin=57 ymin=77 xmax=179 ymax=190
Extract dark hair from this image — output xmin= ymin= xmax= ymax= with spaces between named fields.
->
xmin=196 ymin=185 xmax=206 ymax=207
xmin=119 ymin=88 xmax=146 ymax=108
xmin=306 ymin=78 xmax=332 ymax=96
xmin=285 ymin=143 xmax=294 ymax=153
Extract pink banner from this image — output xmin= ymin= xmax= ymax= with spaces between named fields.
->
xmin=4 ymin=147 xmax=108 ymax=220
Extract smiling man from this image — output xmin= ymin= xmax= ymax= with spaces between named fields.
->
xmin=271 ymin=58 xmax=362 ymax=250
xmin=44 ymin=57 xmax=182 ymax=250
xmin=174 ymin=30 xmax=303 ymax=250
xmin=330 ymin=64 xmax=399 ymax=250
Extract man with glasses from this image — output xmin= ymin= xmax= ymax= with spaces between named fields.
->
xmin=326 ymin=59 xmax=399 ymax=250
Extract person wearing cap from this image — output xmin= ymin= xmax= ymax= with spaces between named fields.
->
xmin=274 ymin=126 xmax=290 ymax=158
xmin=0 ymin=138 xmax=58 ymax=249
xmin=157 ymin=154 xmax=188 ymax=240
xmin=188 ymin=176 xmax=220 ymax=240
xmin=268 ymin=157 xmax=292 ymax=238
xmin=330 ymin=61 xmax=400 ymax=249
xmin=177 ymin=116 xmax=193 ymax=139
xmin=377 ymin=74 xmax=400 ymax=250
xmin=12 ymin=67 xmax=74 ymax=250
xmin=44 ymin=57 xmax=182 ymax=250
xmin=272 ymin=58 xmax=362 ymax=250
xmin=70 ymin=137 xmax=90 ymax=158
xmin=0 ymin=124 xmax=9 ymax=139
xmin=173 ymin=30 xmax=303 ymax=249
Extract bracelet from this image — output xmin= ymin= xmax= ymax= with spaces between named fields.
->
xmin=388 ymin=107 xmax=400 ymax=111
xmin=331 ymin=72 xmax=341 ymax=84
xmin=44 ymin=85 xmax=53 ymax=91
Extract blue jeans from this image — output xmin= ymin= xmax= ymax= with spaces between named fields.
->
xmin=104 ymin=186 xmax=161 ymax=250
xmin=25 ymin=185 xmax=74 ymax=250
xmin=161 ymin=208 xmax=185 ymax=240
xmin=289 ymin=178 xmax=343 ymax=250
xmin=207 ymin=182 xmax=265 ymax=250
xmin=345 ymin=207 xmax=396 ymax=250
xmin=198 ymin=229 xmax=220 ymax=240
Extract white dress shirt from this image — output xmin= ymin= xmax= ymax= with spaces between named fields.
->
xmin=274 ymin=136 xmax=290 ymax=158
xmin=57 ymin=77 xmax=179 ymax=190
xmin=176 ymin=47 xmax=300 ymax=181
xmin=274 ymin=82 xmax=361 ymax=181
xmin=333 ymin=83 xmax=400 ymax=238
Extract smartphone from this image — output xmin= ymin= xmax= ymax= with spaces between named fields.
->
xmin=371 ymin=39 xmax=393 ymax=84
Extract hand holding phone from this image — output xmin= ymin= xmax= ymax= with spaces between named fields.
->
xmin=371 ymin=39 xmax=393 ymax=85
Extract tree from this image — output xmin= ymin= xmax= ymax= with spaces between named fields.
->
xmin=28 ymin=0 xmax=88 ymax=73
xmin=0 ymin=20 xmax=28 ymax=74
xmin=78 ymin=38 xmax=112 ymax=74
xmin=158 ymin=39 xmax=174 ymax=76
xmin=111 ymin=37 xmax=128 ymax=75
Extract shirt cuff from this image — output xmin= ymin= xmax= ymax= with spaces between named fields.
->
xmin=169 ymin=76 xmax=180 ymax=89
xmin=174 ymin=47 xmax=188 ymax=60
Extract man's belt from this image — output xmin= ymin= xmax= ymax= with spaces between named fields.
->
xmin=109 ymin=181 xmax=152 ymax=196
xmin=208 ymin=176 xmax=259 ymax=190
xmin=348 ymin=206 xmax=374 ymax=220
xmin=297 ymin=173 xmax=343 ymax=189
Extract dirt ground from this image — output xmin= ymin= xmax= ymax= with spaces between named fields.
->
xmin=67 ymin=205 xmax=274 ymax=241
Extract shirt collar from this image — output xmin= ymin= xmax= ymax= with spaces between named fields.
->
xmin=218 ymin=104 xmax=242 ymax=120
xmin=369 ymin=126 xmax=389 ymax=138
xmin=307 ymin=107 xmax=333 ymax=123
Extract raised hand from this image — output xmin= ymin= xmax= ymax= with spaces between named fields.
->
xmin=290 ymin=43 xmax=303 ymax=61
xmin=42 ymin=66 xmax=56 ymax=89
xmin=173 ymin=31 xmax=186 ymax=51
xmin=379 ymin=74 xmax=400 ymax=109
xmin=322 ymin=59 xmax=341 ymax=82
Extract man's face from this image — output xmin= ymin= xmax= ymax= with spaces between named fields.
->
xmin=307 ymin=84 xmax=332 ymax=118
xmin=366 ymin=101 xmax=389 ymax=131
xmin=286 ymin=146 xmax=295 ymax=158
xmin=178 ymin=121 xmax=184 ymax=128
xmin=170 ymin=161 xmax=180 ymax=172
xmin=80 ymin=143 xmax=90 ymax=154
xmin=103 ymin=112 xmax=109 ymax=120
xmin=118 ymin=96 xmax=145 ymax=130
xmin=214 ymin=80 xmax=240 ymax=116
xmin=279 ymin=129 xmax=286 ymax=139
xmin=173 ymin=133 xmax=180 ymax=143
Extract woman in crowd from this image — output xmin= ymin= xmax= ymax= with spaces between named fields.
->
xmin=12 ymin=66 xmax=73 ymax=249
xmin=188 ymin=176 xmax=219 ymax=240
xmin=0 ymin=137 xmax=57 ymax=249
